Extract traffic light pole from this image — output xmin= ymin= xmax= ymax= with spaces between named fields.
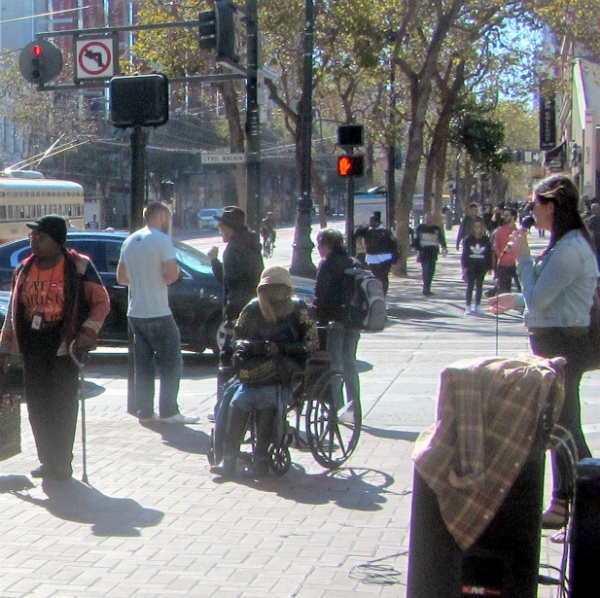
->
xmin=346 ymin=176 xmax=355 ymax=256
xmin=127 ymin=125 xmax=147 ymax=415
xmin=245 ymin=0 xmax=261 ymax=233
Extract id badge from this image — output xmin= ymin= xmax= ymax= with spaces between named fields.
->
xmin=31 ymin=313 xmax=43 ymax=330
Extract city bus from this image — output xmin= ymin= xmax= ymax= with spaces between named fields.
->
xmin=0 ymin=175 xmax=84 ymax=244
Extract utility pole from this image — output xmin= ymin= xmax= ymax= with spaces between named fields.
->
xmin=290 ymin=0 xmax=316 ymax=279
xmin=245 ymin=0 xmax=260 ymax=232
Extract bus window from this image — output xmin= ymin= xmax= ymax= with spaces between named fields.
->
xmin=19 ymin=209 xmax=24 ymax=220
xmin=0 ymin=206 xmax=6 ymax=220
xmin=7 ymin=206 xmax=13 ymax=220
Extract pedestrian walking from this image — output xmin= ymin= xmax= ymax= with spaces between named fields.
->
xmin=494 ymin=208 xmax=522 ymax=293
xmin=461 ymin=218 xmax=492 ymax=315
xmin=354 ymin=211 xmax=398 ymax=295
xmin=0 ymin=215 xmax=110 ymax=480
xmin=456 ymin=202 xmax=480 ymax=250
xmin=117 ymin=202 xmax=199 ymax=425
xmin=413 ymin=213 xmax=447 ymax=297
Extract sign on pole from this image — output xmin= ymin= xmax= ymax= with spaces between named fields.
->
xmin=74 ymin=35 xmax=118 ymax=81
xmin=202 ymin=153 xmax=246 ymax=164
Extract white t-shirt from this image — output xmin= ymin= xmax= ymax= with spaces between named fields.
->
xmin=120 ymin=226 xmax=176 ymax=318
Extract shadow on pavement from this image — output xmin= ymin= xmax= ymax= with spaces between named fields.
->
xmin=13 ymin=478 xmax=164 ymax=537
xmin=0 ymin=474 xmax=34 ymax=493
xmin=361 ymin=425 xmax=419 ymax=442
xmin=231 ymin=466 xmax=401 ymax=511
xmin=142 ymin=421 xmax=211 ymax=454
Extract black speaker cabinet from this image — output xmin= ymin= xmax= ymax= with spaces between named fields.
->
xmin=407 ymin=452 xmax=544 ymax=598
xmin=569 ymin=458 xmax=600 ymax=597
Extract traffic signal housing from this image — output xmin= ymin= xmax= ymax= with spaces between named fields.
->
xmin=199 ymin=1 xmax=241 ymax=65
xmin=110 ymin=74 xmax=169 ymax=128
xmin=338 ymin=124 xmax=364 ymax=147
xmin=337 ymin=155 xmax=364 ymax=177
xmin=19 ymin=40 xmax=63 ymax=85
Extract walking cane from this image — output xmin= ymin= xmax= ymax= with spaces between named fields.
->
xmin=69 ymin=341 xmax=90 ymax=485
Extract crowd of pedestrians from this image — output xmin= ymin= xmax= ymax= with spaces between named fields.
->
xmin=2 ymin=177 xmax=598 ymax=557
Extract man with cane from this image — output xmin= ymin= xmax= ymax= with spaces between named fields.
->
xmin=0 ymin=215 xmax=110 ymax=481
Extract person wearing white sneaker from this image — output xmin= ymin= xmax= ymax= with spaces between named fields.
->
xmin=117 ymin=203 xmax=195 ymax=425
xmin=461 ymin=219 xmax=492 ymax=318
xmin=161 ymin=413 xmax=200 ymax=425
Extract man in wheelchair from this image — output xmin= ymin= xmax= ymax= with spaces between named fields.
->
xmin=210 ymin=266 xmax=319 ymax=479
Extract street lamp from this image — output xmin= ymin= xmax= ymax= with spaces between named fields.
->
xmin=290 ymin=0 xmax=316 ymax=278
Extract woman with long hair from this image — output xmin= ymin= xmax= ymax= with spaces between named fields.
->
xmin=492 ymin=175 xmax=598 ymax=530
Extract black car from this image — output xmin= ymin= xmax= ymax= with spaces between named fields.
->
xmin=0 ymin=231 xmax=316 ymax=354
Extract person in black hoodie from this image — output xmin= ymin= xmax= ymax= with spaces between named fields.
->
xmin=461 ymin=218 xmax=493 ymax=315
xmin=208 ymin=206 xmax=264 ymax=327
xmin=315 ymin=228 xmax=360 ymax=405
xmin=208 ymin=207 xmax=264 ymax=420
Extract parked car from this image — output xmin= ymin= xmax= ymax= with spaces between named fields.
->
xmin=198 ymin=208 xmax=222 ymax=230
xmin=0 ymin=231 xmax=316 ymax=355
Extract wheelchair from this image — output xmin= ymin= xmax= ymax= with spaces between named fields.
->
xmin=208 ymin=350 xmax=362 ymax=476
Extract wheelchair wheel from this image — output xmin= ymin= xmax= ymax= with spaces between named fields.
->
xmin=269 ymin=444 xmax=291 ymax=475
xmin=305 ymin=369 xmax=362 ymax=469
xmin=207 ymin=429 xmax=216 ymax=466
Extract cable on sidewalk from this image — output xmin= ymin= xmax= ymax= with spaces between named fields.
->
xmin=349 ymin=550 xmax=408 ymax=585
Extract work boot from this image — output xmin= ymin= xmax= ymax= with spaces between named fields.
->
xmin=210 ymin=406 xmax=249 ymax=478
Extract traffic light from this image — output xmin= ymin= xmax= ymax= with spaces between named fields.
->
xmin=110 ymin=74 xmax=169 ymax=128
xmin=199 ymin=8 xmax=217 ymax=50
xmin=199 ymin=1 xmax=242 ymax=65
xmin=19 ymin=40 xmax=63 ymax=85
xmin=338 ymin=124 xmax=364 ymax=147
xmin=337 ymin=155 xmax=364 ymax=177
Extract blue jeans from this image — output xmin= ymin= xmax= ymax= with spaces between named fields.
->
xmin=128 ymin=315 xmax=183 ymax=419
xmin=326 ymin=323 xmax=360 ymax=407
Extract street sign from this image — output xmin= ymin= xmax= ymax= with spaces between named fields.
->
xmin=75 ymin=36 xmax=117 ymax=80
xmin=202 ymin=153 xmax=246 ymax=164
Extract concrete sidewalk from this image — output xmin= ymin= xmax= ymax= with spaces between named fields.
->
xmin=0 ymin=225 xmax=595 ymax=597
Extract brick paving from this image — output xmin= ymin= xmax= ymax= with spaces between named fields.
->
xmin=0 ymin=227 xmax=596 ymax=597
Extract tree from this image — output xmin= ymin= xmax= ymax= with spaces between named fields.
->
xmin=0 ymin=54 xmax=95 ymax=166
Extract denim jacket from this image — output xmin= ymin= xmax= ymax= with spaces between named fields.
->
xmin=517 ymin=230 xmax=599 ymax=329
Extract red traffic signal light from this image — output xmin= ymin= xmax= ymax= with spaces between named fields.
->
xmin=337 ymin=155 xmax=364 ymax=177
xmin=19 ymin=40 xmax=63 ymax=85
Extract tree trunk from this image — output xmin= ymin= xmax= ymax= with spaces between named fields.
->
xmin=219 ymin=81 xmax=247 ymax=210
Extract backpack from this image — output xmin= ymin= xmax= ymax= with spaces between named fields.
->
xmin=343 ymin=265 xmax=386 ymax=331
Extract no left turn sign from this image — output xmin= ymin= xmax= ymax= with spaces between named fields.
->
xmin=75 ymin=37 xmax=116 ymax=80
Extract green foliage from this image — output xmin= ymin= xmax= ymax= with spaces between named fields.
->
xmin=455 ymin=115 xmax=511 ymax=172
xmin=0 ymin=54 xmax=95 ymax=159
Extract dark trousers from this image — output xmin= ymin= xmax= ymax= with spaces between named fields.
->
xmin=23 ymin=353 xmax=79 ymax=471
xmin=529 ymin=328 xmax=592 ymax=499
xmin=419 ymin=251 xmax=438 ymax=294
xmin=497 ymin=265 xmax=521 ymax=294
xmin=369 ymin=260 xmax=392 ymax=295
xmin=465 ymin=270 xmax=486 ymax=306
